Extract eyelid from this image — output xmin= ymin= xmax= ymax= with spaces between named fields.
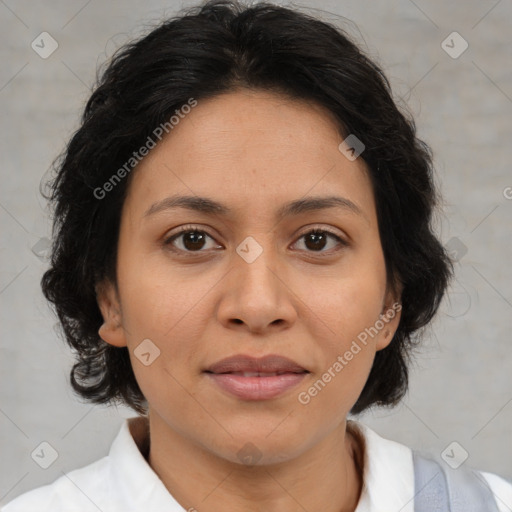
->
xmin=295 ymin=225 xmax=348 ymax=243
xmin=291 ymin=225 xmax=349 ymax=256
xmin=163 ymin=224 xmax=222 ymax=250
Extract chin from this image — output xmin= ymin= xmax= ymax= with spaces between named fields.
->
xmin=203 ymin=422 xmax=315 ymax=467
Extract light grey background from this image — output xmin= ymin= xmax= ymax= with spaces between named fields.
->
xmin=1 ymin=0 xmax=511 ymax=506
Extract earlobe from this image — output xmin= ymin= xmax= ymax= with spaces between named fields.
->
xmin=96 ymin=280 xmax=127 ymax=348
xmin=376 ymin=325 xmax=395 ymax=351
xmin=376 ymin=289 xmax=402 ymax=351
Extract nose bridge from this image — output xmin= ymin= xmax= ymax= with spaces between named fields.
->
xmin=217 ymin=233 xmax=296 ymax=331
xmin=233 ymin=233 xmax=281 ymax=301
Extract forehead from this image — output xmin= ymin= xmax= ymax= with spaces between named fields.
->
xmin=123 ymin=89 xmax=376 ymax=224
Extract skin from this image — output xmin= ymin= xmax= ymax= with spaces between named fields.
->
xmin=96 ymin=89 xmax=402 ymax=512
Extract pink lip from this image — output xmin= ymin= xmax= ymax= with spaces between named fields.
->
xmin=204 ymin=354 xmax=309 ymax=401
xmin=207 ymin=373 xmax=307 ymax=400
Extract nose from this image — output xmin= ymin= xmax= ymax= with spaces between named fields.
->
xmin=215 ymin=242 xmax=297 ymax=335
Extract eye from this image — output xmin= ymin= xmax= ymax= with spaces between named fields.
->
xmin=163 ymin=225 xmax=348 ymax=255
xmin=164 ymin=225 xmax=221 ymax=253
xmin=292 ymin=228 xmax=348 ymax=255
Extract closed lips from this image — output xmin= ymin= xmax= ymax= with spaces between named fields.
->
xmin=204 ymin=354 xmax=309 ymax=400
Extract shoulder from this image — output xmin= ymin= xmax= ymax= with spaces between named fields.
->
xmin=1 ymin=417 xmax=167 ymax=512
xmin=349 ymin=420 xmax=512 ymax=512
xmin=1 ymin=457 xmax=110 ymax=512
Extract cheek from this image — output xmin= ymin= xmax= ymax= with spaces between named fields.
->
xmin=118 ymin=247 xmax=200 ymax=331
xmin=305 ymin=261 xmax=387 ymax=347
xmin=296 ymin=280 xmax=384 ymax=416
xmin=299 ymin=251 xmax=387 ymax=394
xmin=115 ymin=233 xmax=225 ymax=397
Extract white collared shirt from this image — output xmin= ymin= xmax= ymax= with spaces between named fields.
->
xmin=2 ymin=416 xmax=511 ymax=511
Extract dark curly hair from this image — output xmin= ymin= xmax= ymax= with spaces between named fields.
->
xmin=41 ymin=0 xmax=453 ymax=416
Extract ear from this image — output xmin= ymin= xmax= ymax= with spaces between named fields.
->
xmin=96 ymin=279 xmax=127 ymax=348
xmin=375 ymin=284 xmax=403 ymax=351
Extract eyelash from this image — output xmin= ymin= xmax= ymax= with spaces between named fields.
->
xmin=163 ymin=224 xmax=348 ymax=257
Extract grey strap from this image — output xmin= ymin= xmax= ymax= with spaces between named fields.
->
xmin=413 ymin=452 xmax=450 ymax=511
xmin=413 ymin=451 xmax=500 ymax=512
xmin=444 ymin=462 xmax=500 ymax=512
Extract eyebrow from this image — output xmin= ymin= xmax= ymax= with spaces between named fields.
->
xmin=143 ymin=194 xmax=366 ymax=221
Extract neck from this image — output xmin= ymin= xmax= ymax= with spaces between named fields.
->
xmin=144 ymin=413 xmax=364 ymax=512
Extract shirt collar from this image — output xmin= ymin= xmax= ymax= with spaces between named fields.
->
xmin=351 ymin=420 xmax=415 ymax=512
xmin=108 ymin=415 xmax=184 ymax=510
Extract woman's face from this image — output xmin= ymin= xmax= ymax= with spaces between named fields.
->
xmin=97 ymin=89 xmax=401 ymax=464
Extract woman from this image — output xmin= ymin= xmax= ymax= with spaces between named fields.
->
xmin=3 ymin=1 xmax=511 ymax=510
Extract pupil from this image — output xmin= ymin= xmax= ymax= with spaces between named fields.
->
xmin=184 ymin=231 xmax=205 ymax=250
xmin=306 ymin=232 xmax=326 ymax=251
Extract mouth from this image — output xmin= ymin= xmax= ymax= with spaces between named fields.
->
xmin=204 ymin=354 xmax=309 ymax=400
